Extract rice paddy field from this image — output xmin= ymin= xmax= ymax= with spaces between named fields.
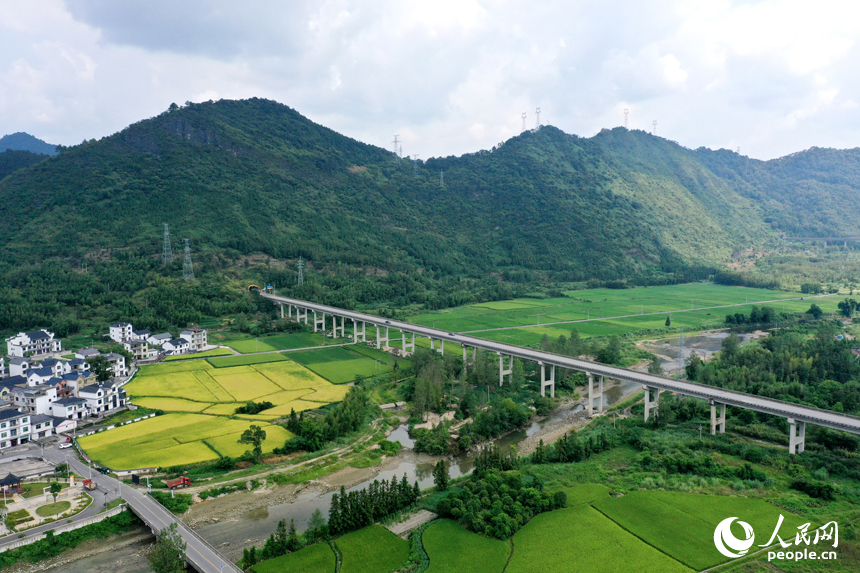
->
xmin=79 ymin=354 xmax=362 ymax=468
xmin=224 ymin=332 xmax=326 ymax=354
xmin=408 ymin=284 xmax=841 ymax=346
xmin=338 ymin=525 xmax=409 ymax=573
xmin=288 ymin=345 xmax=406 ymax=383
xmin=162 ymin=348 xmax=234 ymax=361
xmin=423 ymin=520 xmax=511 ymax=573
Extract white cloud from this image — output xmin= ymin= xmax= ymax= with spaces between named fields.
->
xmin=1 ymin=1 xmax=860 ymax=159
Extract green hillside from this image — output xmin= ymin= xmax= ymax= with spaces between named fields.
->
xmin=0 ymin=98 xmax=855 ymax=332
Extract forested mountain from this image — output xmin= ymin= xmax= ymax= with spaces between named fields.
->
xmin=0 ymin=150 xmax=48 ymax=181
xmin=0 ymin=98 xmax=857 ymax=332
xmin=0 ymin=132 xmax=57 ymax=155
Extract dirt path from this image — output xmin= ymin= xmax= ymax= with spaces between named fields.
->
xmin=387 ymin=510 xmax=437 ymax=539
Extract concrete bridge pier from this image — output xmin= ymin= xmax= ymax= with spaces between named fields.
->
xmin=788 ymin=418 xmax=806 ymax=454
xmin=376 ymin=326 xmax=389 ymax=348
xmin=539 ymin=362 xmax=556 ymax=398
xmin=709 ymin=400 xmax=726 ymax=435
xmin=498 ymin=353 xmax=513 ymax=386
xmin=333 ymin=316 xmax=346 ymax=338
xmin=587 ymin=374 xmax=604 ymax=416
xmin=296 ymin=307 xmax=308 ymax=325
xmin=430 ymin=338 xmax=444 ymax=355
xmin=643 ymin=386 xmax=661 ymax=422
xmin=402 ymin=332 xmax=415 ymax=354
xmin=280 ymin=304 xmax=285 ymax=319
xmin=313 ymin=311 xmax=326 ymax=333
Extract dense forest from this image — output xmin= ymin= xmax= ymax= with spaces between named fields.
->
xmin=2 ymin=98 xmax=860 ymax=332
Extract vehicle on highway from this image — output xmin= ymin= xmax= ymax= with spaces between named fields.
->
xmin=59 ymin=443 xmax=72 ymax=449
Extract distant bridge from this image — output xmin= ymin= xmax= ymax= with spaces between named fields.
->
xmin=262 ymin=293 xmax=860 ymax=454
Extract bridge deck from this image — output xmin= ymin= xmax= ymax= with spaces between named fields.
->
xmin=262 ymin=293 xmax=860 ymax=435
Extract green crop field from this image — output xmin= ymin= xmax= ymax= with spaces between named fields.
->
xmin=251 ymin=542 xmax=335 ymax=573
xmin=338 ymin=525 xmax=409 ymax=573
xmin=83 ymin=354 xmax=350 ymax=468
xmin=506 ymin=505 xmax=692 ymax=573
xmin=163 ymin=348 xmax=234 ymax=361
xmin=560 ymin=483 xmax=612 ymax=506
xmin=592 ymin=491 xmax=811 ymax=571
xmin=424 ymin=519 xmax=511 ymax=573
xmin=408 ymin=284 xmax=840 ymax=341
xmin=285 ymin=345 xmax=400 ymax=383
xmin=288 ymin=346 xmax=362 ymax=364
xmin=207 ymin=353 xmax=290 ymax=367
xmin=225 ymin=332 xmax=326 ymax=354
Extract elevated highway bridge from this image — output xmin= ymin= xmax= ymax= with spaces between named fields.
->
xmin=262 ymin=293 xmax=860 ymax=454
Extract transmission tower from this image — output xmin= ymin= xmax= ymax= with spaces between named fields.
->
xmin=412 ymin=155 xmax=419 ymax=176
xmin=535 ymin=107 xmax=541 ymax=129
xmin=521 ymin=112 xmax=527 ymax=132
xmin=182 ymin=239 xmax=194 ymax=281
xmin=440 ymin=170 xmax=444 ymax=187
xmin=678 ymin=327 xmax=685 ymax=371
xmin=624 ymin=108 xmax=629 ymax=128
xmin=392 ymin=135 xmax=400 ymax=160
xmin=652 ymin=120 xmax=657 ymax=135
xmin=297 ymin=257 xmax=304 ymax=286
xmin=162 ymin=223 xmax=174 ymax=265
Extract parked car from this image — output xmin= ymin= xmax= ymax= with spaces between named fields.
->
xmin=59 ymin=443 xmax=72 ymax=449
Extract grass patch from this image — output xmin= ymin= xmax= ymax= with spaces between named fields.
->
xmin=251 ymin=542 xmax=335 ymax=573
xmin=338 ymin=525 xmax=409 ymax=573
xmin=557 ymin=483 xmax=612 ymax=506
xmin=287 ymin=346 xmax=362 ymax=364
xmin=506 ymin=505 xmax=692 ymax=573
xmin=224 ymin=338 xmax=278 ymax=353
xmin=19 ymin=482 xmax=50 ymax=499
xmin=36 ymin=501 xmax=71 ymax=517
xmin=424 ymin=519 xmax=510 ymax=573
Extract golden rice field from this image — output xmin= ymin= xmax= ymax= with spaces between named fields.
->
xmin=79 ymin=356 xmax=350 ymax=469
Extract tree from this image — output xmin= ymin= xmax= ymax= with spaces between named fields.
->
xmin=647 ymin=360 xmax=663 ymax=375
xmin=685 ymin=352 xmax=704 ymax=380
xmin=49 ymin=482 xmax=62 ymax=506
xmin=86 ymin=355 xmax=113 ymax=382
xmin=433 ymin=459 xmax=449 ymax=491
xmin=148 ymin=523 xmax=186 ymax=573
xmin=238 ymin=424 xmax=267 ymax=462
xmin=806 ymin=304 xmax=824 ymax=320
xmin=665 ymin=316 xmax=671 ymax=327
xmin=306 ymin=508 xmax=328 ymax=542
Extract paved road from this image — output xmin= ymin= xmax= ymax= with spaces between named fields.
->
xmin=0 ymin=443 xmax=240 ymax=572
xmin=262 ymin=293 xmax=860 ymax=436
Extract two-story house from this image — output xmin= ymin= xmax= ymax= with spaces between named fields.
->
xmin=131 ymin=329 xmax=152 ymax=342
xmin=180 ymin=327 xmax=208 ymax=351
xmin=8 ymin=358 xmax=29 ymax=377
xmin=162 ymin=338 xmax=190 ymax=355
xmin=5 ymin=330 xmax=62 ymax=357
xmin=147 ymin=333 xmax=173 ymax=347
xmin=79 ymin=382 xmax=127 ymax=415
xmin=125 ymin=339 xmax=158 ymax=361
xmin=0 ymin=409 xmax=31 ymax=448
xmin=51 ymin=397 xmax=88 ymax=420
xmin=30 ymin=414 xmax=53 ymax=440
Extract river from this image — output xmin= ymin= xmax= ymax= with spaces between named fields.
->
xmin=42 ymin=380 xmax=640 ymax=571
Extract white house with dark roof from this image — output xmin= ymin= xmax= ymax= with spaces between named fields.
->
xmin=79 ymin=382 xmax=126 ymax=415
xmin=75 ymin=347 xmax=101 ymax=360
xmin=147 ymin=333 xmax=173 ymax=347
xmin=68 ymin=358 xmax=89 ymax=372
xmin=125 ymin=339 xmax=158 ymax=361
xmin=12 ymin=385 xmax=58 ymax=415
xmin=131 ymin=329 xmax=151 ymax=342
xmin=39 ymin=358 xmax=70 ymax=378
xmin=162 ymin=338 xmax=190 ymax=355
xmin=5 ymin=330 xmax=62 ymax=357
xmin=8 ymin=358 xmax=29 ymax=377
xmin=30 ymin=414 xmax=53 ymax=440
xmin=0 ymin=409 xmax=31 ymax=448
xmin=109 ymin=322 xmax=133 ymax=343
xmin=51 ymin=397 xmax=88 ymax=420
xmin=26 ymin=368 xmax=54 ymax=387
xmin=103 ymin=353 xmax=128 ymax=377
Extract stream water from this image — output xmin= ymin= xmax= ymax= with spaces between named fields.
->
xmin=47 ymin=380 xmax=641 ymax=570
xmin=641 ymin=331 xmax=755 ymax=370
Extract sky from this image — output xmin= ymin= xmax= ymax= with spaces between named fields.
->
xmin=2 ymin=0 xmax=860 ymax=160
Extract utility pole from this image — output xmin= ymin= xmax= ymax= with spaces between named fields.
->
xmin=182 ymin=239 xmax=194 ymax=281
xmin=162 ymin=223 xmax=174 ymax=265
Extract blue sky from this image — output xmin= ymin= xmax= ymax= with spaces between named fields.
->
xmin=2 ymin=0 xmax=860 ymax=160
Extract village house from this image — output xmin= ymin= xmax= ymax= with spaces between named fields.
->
xmin=5 ymin=330 xmax=62 ymax=357
xmin=131 ymin=329 xmax=151 ymax=342
xmin=124 ymin=339 xmax=158 ymax=361
xmin=162 ymin=338 xmax=190 ymax=355
xmin=0 ymin=409 xmax=31 ymax=448
xmin=12 ymin=385 xmax=58 ymax=416
xmin=79 ymin=382 xmax=127 ymax=415
xmin=51 ymin=397 xmax=88 ymax=420
xmin=109 ymin=322 xmax=133 ymax=343
xmin=30 ymin=414 xmax=53 ymax=440
xmin=180 ymin=327 xmax=208 ymax=351
xmin=8 ymin=358 xmax=29 ymax=377
xmin=147 ymin=333 xmax=173 ymax=347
